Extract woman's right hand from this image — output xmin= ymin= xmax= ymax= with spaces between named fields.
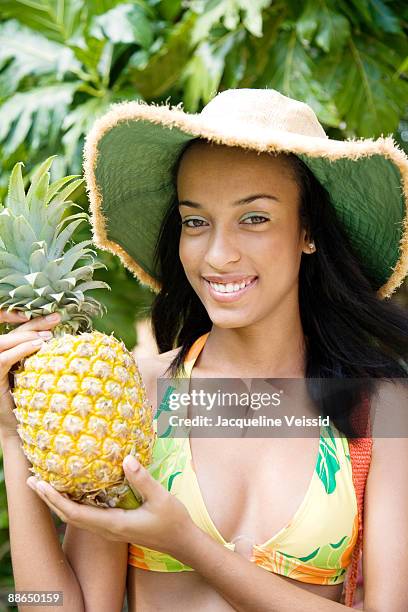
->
xmin=0 ymin=309 xmax=61 ymax=440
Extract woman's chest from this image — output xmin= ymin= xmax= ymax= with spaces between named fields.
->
xmin=185 ymin=435 xmax=322 ymax=548
xmin=152 ymin=364 xmax=355 ymax=559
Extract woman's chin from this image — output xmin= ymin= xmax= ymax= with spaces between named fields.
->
xmin=206 ymin=308 xmax=255 ymax=329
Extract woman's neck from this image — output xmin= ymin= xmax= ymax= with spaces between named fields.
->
xmin=202 ymin=303 xmax=307 ymax=379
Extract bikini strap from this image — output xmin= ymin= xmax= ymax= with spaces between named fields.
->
xmin=155 ymin=333 xmax=210 ymax=436
xmin=182 ymin=332 xmax=211 ymax=377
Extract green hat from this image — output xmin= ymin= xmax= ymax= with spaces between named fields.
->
xmin=83 ymin=88 xmax=408 ymax=299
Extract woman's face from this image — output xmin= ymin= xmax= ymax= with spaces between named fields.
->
xmin=177 ymin=141 xmax=311 ymax=329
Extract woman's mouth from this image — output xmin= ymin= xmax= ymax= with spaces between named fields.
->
xmin=203 ymin=276 xmax=258 ymax=302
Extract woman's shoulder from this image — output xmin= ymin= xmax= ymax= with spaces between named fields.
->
xmin=134 ymin=346 xmax=182 ymax=409
xmin=135 ymin=346 xmax=182 ymax=378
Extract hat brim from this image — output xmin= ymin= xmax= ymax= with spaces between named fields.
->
xmin=83 ymin=100 xmax=408 ymax=299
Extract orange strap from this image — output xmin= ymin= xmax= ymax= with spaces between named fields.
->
xmin=184 ymin=333 xmax=210 ymax=364
xmin=341 ymin=393 xmax=373 ymax=607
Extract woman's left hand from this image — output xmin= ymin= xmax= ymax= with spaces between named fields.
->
xmin=26 ymin=455 xmax=195 ymax=559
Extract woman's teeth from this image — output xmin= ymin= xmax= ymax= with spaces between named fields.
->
xmin=208 ymin=279 xmax=253 ymax=293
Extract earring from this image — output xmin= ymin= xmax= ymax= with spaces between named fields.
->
xmin=308 ymin=242 xmax=315 ymax=252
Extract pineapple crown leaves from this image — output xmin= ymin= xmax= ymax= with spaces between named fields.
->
xmin=0 ymin=157 xmax=110 ymax=333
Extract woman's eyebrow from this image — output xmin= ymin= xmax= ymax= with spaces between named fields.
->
xmin=178 ymin=194 xmax=279 ymax=208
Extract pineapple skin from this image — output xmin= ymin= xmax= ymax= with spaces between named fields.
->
xmin=11 ymin=330 xmax=156 ymax=508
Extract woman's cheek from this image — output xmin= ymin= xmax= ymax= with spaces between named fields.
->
xmin=179 ymin=240 xmax=203 ymax=288
xmin=179 ymin=236 xmax=191 ymax=272
xmin=253 ymin=233 xmax=301 ymax=293
xmin=180 ymin=233 xmax=207 ymax=267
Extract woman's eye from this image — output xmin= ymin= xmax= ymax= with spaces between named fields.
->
xmin=241 ymin=215 xmax=269 ymax=224
xmin=181 ymin=218 xmax=207 ymax=228
xmin=181 ymin=215 xmax=269 ymax=228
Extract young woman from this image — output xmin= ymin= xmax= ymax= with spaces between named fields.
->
xmin=1 ymin=88 xmax=408 ymax=612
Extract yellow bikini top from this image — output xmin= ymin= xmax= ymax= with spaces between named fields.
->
xmin=128 ymin=333 xmax=359 ymax=586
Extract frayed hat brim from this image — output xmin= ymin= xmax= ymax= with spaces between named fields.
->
xmin=83 ymin=98 xmax=408 ymax=299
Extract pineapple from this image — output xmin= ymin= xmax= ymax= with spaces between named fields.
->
xmin=0 ymin=158 xmax=155 ymax=508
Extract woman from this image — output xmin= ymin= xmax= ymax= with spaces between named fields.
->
xmin=1 ymin=88 xmax=408 ymax=611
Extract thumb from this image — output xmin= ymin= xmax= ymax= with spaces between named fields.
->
xmin=123 ymin=455 xmax=162 ymax=504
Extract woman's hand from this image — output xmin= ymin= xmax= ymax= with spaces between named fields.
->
xmin=0 ymin=308 xmax=61 ymax=440
xmin=26 ymin=455 xmax=196 ymax=559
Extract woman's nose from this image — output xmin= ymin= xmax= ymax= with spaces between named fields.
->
xmin=203 ymin=229 xmax=241 ymax=268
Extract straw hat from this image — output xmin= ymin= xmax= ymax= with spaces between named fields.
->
xmin=83 ymin=88 xmax=408 ymax=298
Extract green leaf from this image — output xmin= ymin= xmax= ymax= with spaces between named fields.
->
xmin=68 ymin=35 xmax=110 ymax=83
xmin=315 ymin=11 xmax=350 ymax=53
xmin=158 ymin=0 xmax=183 ymax=21
xmin=368 ymin=0 xmax=402 ymax=34
xmin=0 ymin=20 xmax=81 ymax=97
xmin=343 ymin=0 xmax=403 ymax=33
xmin=0 ymin=0 xmax=85 ymax=43
xmin=191 ymin=0 xmax=269 ymax=44
xmin=5 ymin=162 xmax=26 ymax=217
xmin=29 ymin=247 xmax=48 ymax=273
xmin=49 ymin=218 xmax=87 ymax=258
xmin=46 ymin=174 xmax=80 ymax=204
xmin=75 ymin=280 xmax=111 ymax=293
xmin=0 ymin=211 xmax=17 ymax=253
xmin=89 ymin=254 xmax=154 ymax=349
xmin=0 ymin=83 xmax=79 ymax=156
xmin=13 ymin=216 xmax=38 ymax=261
xmin=239 ymin=7 xmax=286 ymax=88
xmin=347 ymin=0 xmax=373 ymax=24
xmin=295 ymin=1 xmax=319 ymax=44
xmin=0 ymin=250 xmax=27 ymax=272
xmin=83 ymin=0 xmax=125 ymax=16
xmin=90 ymin=3 xmax=154 ymax=49
xmin=66 ymin=264 xmax=94 ymax=282
xmin=321 ymin=35 xmax=408 ymax=136
xmin=62 ymin=98 xmax=112 ymax=167
xmin=26 ymin=156 xmax=55 ymax=192
xmin=221 ymin=29 xmax=247 ymax=88
xmin=129 ymin=12 xmax=196 ymax=98
xmin=240 ymin=0 xmax=270 ymax=37
xmin=48 ymin=177 xmax=83 ymax=206
xmin=256 ymin=28 xmax=340 ymax=127
xmin=44 ymin=200 xmax=81 ymax=244
xmin=296 ymin=1 xmax=351 ymax=53
xmin=57 ymin=240 xmax=96 ymax=276
xmin=182 ymin=34 xmax=235 ymax=111
xmin=191 ymin=0 xmax=228 ymax=45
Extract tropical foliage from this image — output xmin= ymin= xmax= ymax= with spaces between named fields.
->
xmin=0 ymin=0 xmax=407 ymax=607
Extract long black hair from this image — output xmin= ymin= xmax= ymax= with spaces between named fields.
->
xmin=150 ymin=143 xmax=408 ymax=437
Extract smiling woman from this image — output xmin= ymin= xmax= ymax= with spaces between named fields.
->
xmin=73 ymin=87 xmax=408 ymax=611
xmin=80 ymin=89 xmax=408 ymax=612
xmin=79 ymin=88 xmax=408 ymax=611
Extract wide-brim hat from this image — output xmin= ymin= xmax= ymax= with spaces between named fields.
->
xmin=83 ymin=88 xmax=408 ymax=299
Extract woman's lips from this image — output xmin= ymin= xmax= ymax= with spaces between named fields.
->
xmin=203 ymin=276 xmax=258 ymax=302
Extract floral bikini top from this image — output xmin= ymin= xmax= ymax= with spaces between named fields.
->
xmin=128 ymin=333 xmax=359 ymax=587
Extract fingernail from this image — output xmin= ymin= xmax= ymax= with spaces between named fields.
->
xmin=37 ymin=482 xmax=48 ymax=494
xmin=124 ymin=455 xmax=140 ymax=472
xmin=32 ymin=339 xmax=45 ymax=346
xmin=38 ymin=331 xmax=53 ymax=338
xmin=26 ymin=478 xmax=37 ymax=490
xmin=45 ymin=313 xmax=60 ymax=322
